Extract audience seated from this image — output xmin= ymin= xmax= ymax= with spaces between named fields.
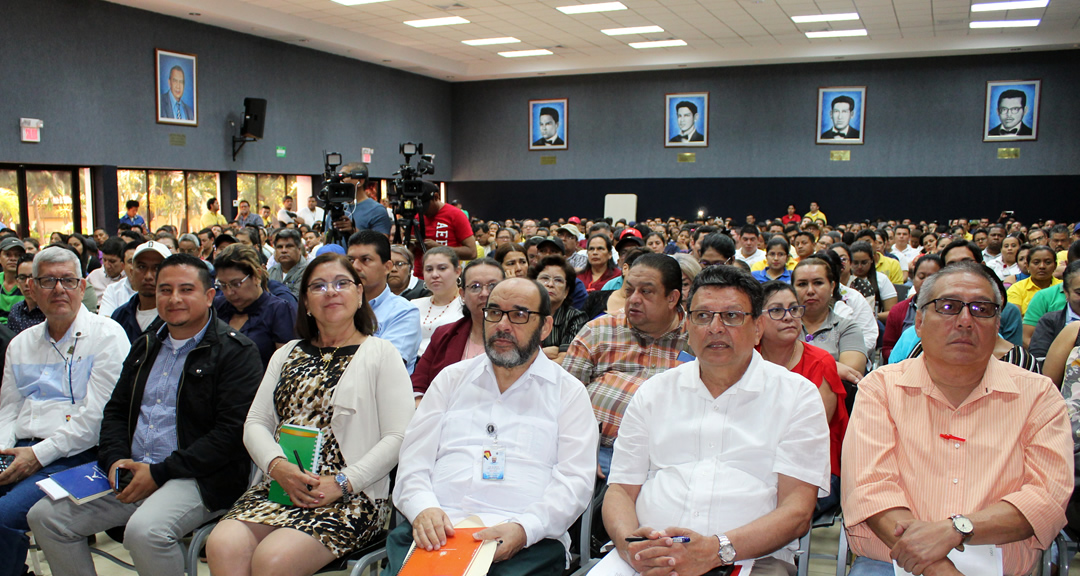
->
xmin=206 ymin=253 xmax=413 ymax=576
xmin=111 ymin=241 xmax=170 ymax=342
xmin=213 ymin=244 xmax=297 ymax=367
xmin=28 ymin=254 xmax=264 ymax=576
xmin=848 ymin=241 xmax=897 ymax=322
xmin=826 ymin=244 xmax=879 ymax=353
xmin=752 ymin=236 xmax=792 ymax=283
xmin=842 ymin=261 xmax=1071 ymax=576
xmin=1030 ymin=260 xmax=1080 ymax=359
xmin=791 ymin=257 xmax=867 ymax=383
xmin=387 ymin=244 xmax=431 ymax=301
xmin=266 ymin=228 xmax=309 ymax=299
xmin=603 ymin=266 xmax=829 ymax=576
xmin=580 ymin=234 xmax=620 ymax=292
xmin=391 ymin=278 xmax=597 ymax=576
xmin=528 ymin=256 xmax=587 ymax=364
xmin=494 ymin=242 xmax=529 ymax=279
xmin=346 ymin=230 xmax=421 ymax=372
xmin=7 ymin=254 xmax=45 ymax=334
xmin=411 ymin=246 xmax=464 ymax=357
xmin=882 ymin=254 xmax=942 ymax=359
xmin=1008 ymin=245 xmax=1061 ymax=314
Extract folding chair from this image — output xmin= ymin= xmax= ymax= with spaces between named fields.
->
xmin=796 ymin=506 xmax=843 ymax=576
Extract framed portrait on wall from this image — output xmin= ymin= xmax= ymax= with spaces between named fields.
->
xmin=984 ymin=80 xmax=1040 ymax=142
xmin=529 ymin=99 xmax=567 ymax=150
xmin=665 ymin=92 xmax=708 ymax=147
xmin=816 ymin=87 xmax=865 ymax=145
xmin=156 ymin=49 xmax=198 ymax=126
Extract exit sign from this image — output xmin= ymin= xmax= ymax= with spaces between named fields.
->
xmin=21 ymin=127 xmax=40 ymax=143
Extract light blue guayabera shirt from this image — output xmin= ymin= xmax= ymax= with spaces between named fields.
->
xmin=369 ymin=285 xmax=421 ymax=374
xmin=131 ymin=319 xmax=211 ymax=465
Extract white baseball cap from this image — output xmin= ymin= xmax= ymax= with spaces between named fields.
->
xmin=132 ymin=240 xmax=172 ymax=261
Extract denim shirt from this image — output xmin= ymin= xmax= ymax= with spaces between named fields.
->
xmin=131 ymin=319 xmax=211 ymax=464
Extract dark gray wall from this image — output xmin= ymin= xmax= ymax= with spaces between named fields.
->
xmin=450 ymin=50 xmax=1080 ymax=181
xmin=0 ymin=0 xmax=453 ymax=179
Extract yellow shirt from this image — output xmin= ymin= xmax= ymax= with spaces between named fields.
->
xmin=875 ymin=254 xmax=904 ymax=284
xmin=751 ymin=258 xmax=796 ymax=272
xmin=200 ymin=211 xmax=227 ymax=229
xmin=804 ymin=210 xmax=828 ymax=224
xmin=1007 ymin=276 xmax=1061 ymax=315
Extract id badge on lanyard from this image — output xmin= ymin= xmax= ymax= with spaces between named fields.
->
xmin=482 ymin=422 xmax=505 ymax=480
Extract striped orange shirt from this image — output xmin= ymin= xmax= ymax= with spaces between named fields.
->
xmin=841 ymin=357 xmax=1072 ymax=576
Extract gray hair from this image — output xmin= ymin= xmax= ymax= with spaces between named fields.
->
xmin=917 ymin=261 xmax=1003 ymax=309
xmin=179 ymin=233 xmax=200 ymax=247
xmin=33 ymin=245 xmax=83 ymax=279
xmin=390 ymin=244 xmax=413 ymax=266
xmin=671 ymin=253 xmax=702 ymax=282
xmin=274 ymin=228 xmax=303 ymax=247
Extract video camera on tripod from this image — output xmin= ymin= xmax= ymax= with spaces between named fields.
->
xmin=318 ymin=151 xmax=367 ymax=245
xmin=389 ymin=142 xmax=438 ymax=248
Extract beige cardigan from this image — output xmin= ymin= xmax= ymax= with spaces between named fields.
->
xmin=244 ymin=336 xmax=415 ymax=502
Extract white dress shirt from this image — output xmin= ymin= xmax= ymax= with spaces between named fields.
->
xmin=97 ymin=277 xmax=137 ymax=318
xmin=296 ymin=206 xmax=324 ymax=227
xmin=736 ymin=248 xmax=766 ymax=268
xmin=836 ymin=285 xmax=878 ymax=353
xmin=609 ymin=353 xmax=830 ymax=565
xmin=394 ymin=353 xmax=598 ymax=552
xmin=890 ymin=244 xmax=921 ymax=271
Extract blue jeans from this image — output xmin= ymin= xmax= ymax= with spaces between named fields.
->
xmin=597 ymin=444 xmax=613 ymax=478
xmin=848 ymin=556 xmax=895 ymax=576
xmin=0 ymin=440 xmax=96 ymax=576
xmin=814 ymin=474 xmax=841 ymax=521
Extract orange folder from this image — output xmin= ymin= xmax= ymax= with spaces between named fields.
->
xmin=397 ymin=527 xmax=489 ymax=576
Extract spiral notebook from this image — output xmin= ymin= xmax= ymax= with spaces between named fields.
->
xmin=397 ymin=517 xmax=497 ymax=576
xmin=268 ymin=423 xmax=324 ymax=506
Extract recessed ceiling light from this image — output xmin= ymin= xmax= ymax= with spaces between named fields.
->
xmin=462 ymin=37 xmax=521 ymax=45
xmin=971 ymin=0 xmax=1049 ymax=11
xmin=404 ymin=16 xmax=470 ymax=27
xmin=556 ymin=2 xmax=627 ymax=14
xmin=498 ymin=49 xmax=554 ymax=57
xmin=602 ymin=25 xmax=665 ymax=35
xmin=332 ymin=0 xmax=393 ymax=4
xmin=805 ymin=29 xmax=868 ymax=38
xmin=629 ymin=39 xmax=687 ymax=48
xmin=791 ymin=13 xmax=859 ymax=23
xmin=969 ymin=18 xmax=1040 ymax=26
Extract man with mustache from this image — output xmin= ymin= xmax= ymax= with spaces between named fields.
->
xmin=563 ymin=253 xmax=691 ymax=477
xmin=602 ymin=265 xmax=830 ymax=576
xmin=391 ymin=278 xmax=597 ymax=576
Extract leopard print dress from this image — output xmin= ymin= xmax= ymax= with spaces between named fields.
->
xmin=223 ymin=341 xmax=388 ymax=557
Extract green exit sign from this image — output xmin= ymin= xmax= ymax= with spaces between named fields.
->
xmin=276 ymin=146 xmax=286 ymax=158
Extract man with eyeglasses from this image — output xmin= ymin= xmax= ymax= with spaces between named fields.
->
xmin=111 ymin=241 xmax=171 ymax=342
xmin=602 ymin=265 xmax=829 ymax=576
xmin=0 ymin=246 xmax=129 ymax=576
xmin=843 ymin=261 xmax=1071 ymax=576
xmin=267 ymin=228 xmax=308 ymax=299
xmin=392 ymin=277 xmax=598 ymax=576
xmin=29 ymin=253 xmax=262 ymax=576
xmin=346 ymin=230 xmax=420 ymax=372
xmin=563 ymin=253 xmax=692 ymax=477
xmin=988 ymin=89 xmax=1033 ymax=137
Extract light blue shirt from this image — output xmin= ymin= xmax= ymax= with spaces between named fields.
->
xmin=369 ymin=285 xmax=421 ymax=374
xmin=131 ymin=319 xmax=211 ymax=464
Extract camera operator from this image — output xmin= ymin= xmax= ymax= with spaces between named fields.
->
xmin=324 ymin=162 xmax=392 ymax=247
xmin=408 ymin=198 xmax=476 ymax=279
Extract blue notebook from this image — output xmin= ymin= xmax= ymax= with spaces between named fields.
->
xmin=48 ymin=461 xmax=113 ymax=504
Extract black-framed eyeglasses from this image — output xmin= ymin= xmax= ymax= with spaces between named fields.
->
xmin=483 ymin=306 xmax=544 ymax=324
xmin=688 ymin=309 xmax=748 ymax=327
xmin=766 ymin=305 xmax=806 ymax=320
xmin=214 ymin=275 xmax=250 ymax=292
xmin=36 ymin=277 xmax=80 ymax=290
xmin=15 ymin=274 xmax=32 ymax=282
xmin=466 ymin=282 xmax=499 ymax=295
xmin=925 ymin=298 xmax=1000 ymax=319
xmin=308 ymin=279 xmax=357 ymax=294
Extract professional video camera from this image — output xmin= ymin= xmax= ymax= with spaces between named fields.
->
xmin=389 ymin=142 xmax=438 ymax=248
xmin=318 ymin=151 xmax=367 ymax=245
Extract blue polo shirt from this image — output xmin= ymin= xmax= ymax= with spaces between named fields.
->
xmin=369 ymin=285 xmax=420 ymax=373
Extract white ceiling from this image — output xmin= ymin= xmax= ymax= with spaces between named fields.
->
xmin=108 ymin=0 xmax=1080 ymax=81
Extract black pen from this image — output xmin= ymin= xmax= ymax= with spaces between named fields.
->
xmin=626 ymin=536 xmax=691 ymax=543
xmin=294 ymin=450 xmax=313 ymax=491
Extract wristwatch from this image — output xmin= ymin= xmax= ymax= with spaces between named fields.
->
xmin=335 ymin=473 xmax=352 ymax=502
xmin=950 ymin=514 xmax=974 ymax=548
xmin=715 ymin=534 xmax=736 ymax=565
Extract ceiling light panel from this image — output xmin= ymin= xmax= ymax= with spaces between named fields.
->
xmin=970 ymin=0 xmax=1049 ymax=10
xmin=791 ymin=13 xmax=861 ymax=23
xmin=602 ymin=25 xmax=666 ymax=35
xmin=805 ymin=29 xmax=869 ymax=37
xmin=556 ymin=2 xmax=628 ymax=14
xmin=629 ymin=39 xmax=688 ymax=48
xmin=404 ymin=16 xmax=470 ymax=27
xmin=462 ymin=37 xmax=521 ymax=45
xmin=969 ymin=18 xmax=1041 ymax=26
xmin=498 ymin=48 xmax=554 ymax=57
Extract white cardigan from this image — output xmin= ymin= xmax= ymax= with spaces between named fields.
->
xmin=244 ymin=336 xmax=415 ymax=502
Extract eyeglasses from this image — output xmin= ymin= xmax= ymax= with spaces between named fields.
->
xmin=925 ymin=298 xmax=1000 ymax=319
xmin=688 ymin=309 xmax=748 ymax=327
xmin=698 ymin=258 xmax=731 ymax=268
xmin=766 ymin=305 xmax=806 ymax=320
xmin=308 ymin=279 xmax=357 ymax=294
xmin=16 ymin=274 xmax=31 ymax=282
xmin=465 ymin=282 xmax=499 ymax=295
xmin=536 ymin=275 xmax=566 ymax=286
xmin=483 ymin=306 xmax=543 ymax=324
xmin=391 ymin=261 xmax=410 ymax=268
xmin=998 ymin=106 xmax=1024 ymax=115
xmin=36 ymin=277 xmax=80 ymax=290
xmin=214 ymin=275 xmax=250 ymax=292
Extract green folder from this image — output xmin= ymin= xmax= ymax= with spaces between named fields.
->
xmin=267 ymin=423 xmax=324 ymax=506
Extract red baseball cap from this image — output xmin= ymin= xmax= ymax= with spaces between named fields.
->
xmin=568 ymin=216 xmax=581 ymax=224
xmin=619 ymin=228 xmax=642 ymax=239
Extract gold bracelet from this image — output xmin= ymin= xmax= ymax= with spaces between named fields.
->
xmin=267 ymin=457 xmax=285 ymax=478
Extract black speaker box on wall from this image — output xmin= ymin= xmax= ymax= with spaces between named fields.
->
xmin=240 ymin=98 xmax=267 ymax=139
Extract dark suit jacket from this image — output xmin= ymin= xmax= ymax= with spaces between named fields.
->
xmin=668 ymin=131 xmax=704 ymax=143
xmin=1030 ymin=308 xmax=1069 ymax=359
xmin=988 ymin=123 xmax=1033 ymax=136
xmin=160 ymin=93 xmax=194 ymax=120
xmin=532 ymin=136 xmax=565 ymax=146
xmin=821 ymin=127 xmax=860 ymax=139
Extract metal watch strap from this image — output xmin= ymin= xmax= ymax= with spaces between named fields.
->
xmin=716 ymin=533 xmax=736 ymax=565
xmin=336 ymin=473 xmax=352 ymax=502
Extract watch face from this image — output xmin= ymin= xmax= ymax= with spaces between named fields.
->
xmin=954 ymin=516 xmax=974 ymax=533
xmin=720 ymin=544 xmax=736 ymax=563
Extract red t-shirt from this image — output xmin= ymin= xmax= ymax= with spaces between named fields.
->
xmin=413 ymin=203 xmax=473 ymax=278
xmin=791 ymin=343 xmax=848 ymax=477
xmin=581 ymin=267 xmax=621 ymax=292
xmin=781 ymin=214 xmax=802 ymax=225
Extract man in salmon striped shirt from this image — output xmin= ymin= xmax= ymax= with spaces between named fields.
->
xmin=842 ymin=261 xmax=1072 ymax=576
